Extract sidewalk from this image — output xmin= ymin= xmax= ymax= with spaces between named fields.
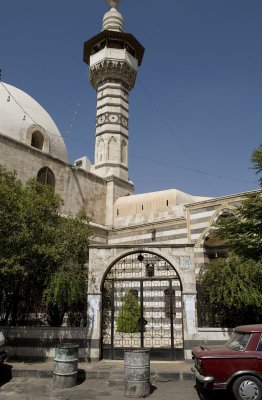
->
xmin=4 ymin=359 xmax=194 ymax=384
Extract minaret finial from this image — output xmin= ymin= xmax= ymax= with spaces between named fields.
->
xmin=106 ymin=0 xmax=121 ymax=9
xmin=103 ymin=0 xmax=124 ymax=31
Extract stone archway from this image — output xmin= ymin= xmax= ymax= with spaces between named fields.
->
xmin=199 ymin=207 xmax=232 ymax=263
xmin=101 ymin=251 xmax=184 ymax=361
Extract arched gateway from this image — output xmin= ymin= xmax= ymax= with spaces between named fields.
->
xmin=87 ymin=244 xmax=196 ymax=362
xmin=101 ymin=251 xmax=183 ymax=360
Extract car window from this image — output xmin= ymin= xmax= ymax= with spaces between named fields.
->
xmin=257 ymin=334 xmax=262 ymax=351
xmin=226 ymin=332 xmax=251 ymax=351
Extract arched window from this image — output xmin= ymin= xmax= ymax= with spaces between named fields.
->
xmin=108 ymin=137 xmax=118 ymax=161
xmin=37 ymin=167 xmax=55 ymax=188
xmin=145 ymin=263 xmax=155 ymax=277
xmin=31 ymin=130 xmax=44 ymax=150
xmin=97 ymin=139 xmax=105 ymax=163
xmin=204 ymin=210 xmax=231 ymax=262
xmin=121 ymin=140 xmax=127 ymax=164
xmin=164 ymin=289 xmax=176 ymax=318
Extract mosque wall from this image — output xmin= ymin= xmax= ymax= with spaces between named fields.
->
xmin=108 ymin=219 xmax=189 ymax=246
xmin=185 ymin=194 xmax=254 ymax=274
xmin=0 ymin=133 xmax=108 ymax=226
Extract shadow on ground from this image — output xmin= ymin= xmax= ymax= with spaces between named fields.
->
xmin=195 ymin=384 xmax=235 ymax=400
xmin=77 ymin=369 xmax=86 ymax=385
xmin=0 ymin=364 xmax=12 ymax=387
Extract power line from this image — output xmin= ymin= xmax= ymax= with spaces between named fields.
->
xmin=137 ymin=77 xmax=220 ymax=195
xmin=130 ymin=153 xmax=257 ymax=184
xmin=1 ymin=82 xmax=257 ymax=186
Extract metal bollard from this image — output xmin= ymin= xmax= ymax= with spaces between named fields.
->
xmin=53 ymin=343 xmax=79 ymax=388
xmin=124 ymin=349 xmax=151 ymax=398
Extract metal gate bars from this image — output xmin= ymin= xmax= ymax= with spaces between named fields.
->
xmin=102 ymin=252 xmax=184 ymax=361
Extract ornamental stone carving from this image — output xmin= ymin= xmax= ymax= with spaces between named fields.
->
xmin=90 ymin=60 xmax=137 ymax=91
xmin=96 ymin=112 xmax=128 ymax=128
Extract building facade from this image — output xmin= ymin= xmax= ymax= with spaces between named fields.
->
xmin=0 ymin=0 xmax=256 ymax=361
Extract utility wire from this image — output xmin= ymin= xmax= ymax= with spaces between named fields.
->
xmin=137 ymin=76 xmax=219 ymax=195
xmin=1 ymin=82 xmax=257 ymax=186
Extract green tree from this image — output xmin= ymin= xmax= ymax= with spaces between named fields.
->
xmin=216 ymin=193 xmax=262 ymax=261
xmin=116 ymin=291 xmax=141 ymax=333
xmin=251 ymin=144 xmax=262 ymax=187
xmin=44 ymin=215 xmax=90 ymax=326
xmin=198 ymin=254 xmax=262 ymax=327
xmin=0 ymin=165 xmax=90 ymax=326
xmin=198 ymin=144 xmax=262 ymax=327
xmin=215 ymin=144 xmax=262 ymax=261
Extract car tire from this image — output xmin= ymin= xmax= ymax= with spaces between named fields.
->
xmin=232 ymin=375 xmax=262 ymax=400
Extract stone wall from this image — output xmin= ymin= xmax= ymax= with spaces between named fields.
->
xmin=0 ymin=325 xmax=232 ymax=362
xmin=0 ymin=133 xmax=108 ymax=226
xmin=1 ymin=326 xmax=88 ymax=361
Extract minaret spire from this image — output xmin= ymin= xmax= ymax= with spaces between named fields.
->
xmin=83 ymin=0 xmax=144 ymax=183
xmin=103 ymin=0 xmax=124 ymax=32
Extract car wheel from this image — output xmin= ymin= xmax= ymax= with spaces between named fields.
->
xmin=232 ymin=375 xmax=262 ymax=400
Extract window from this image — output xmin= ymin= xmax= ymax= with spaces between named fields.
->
xmin=121 ymin=140 xmax=127 ymax=164
xmin=257 ymin=335 xmax=262 ymax=352
xmin=129 ymin=289 xmax=138 ymax=300
xmin=164 ymin=289 xmax=176 ymax=318
xmin=108 ymin=39 xmax=124 ymax=49
xmin=125 ymin=42 xmax=136 ymax=57
xmin=92 ymin=39 xmax=106 ymax=54
xmin=108 ymin=137 xmax=118 ymax=161
xmin=31 ymin=130 xmax=44 ymax=150
xmin=37 ymin=167 xmax=55 ymax=188
xmin=75 ymin=160 xmax=82 ymax=168
xmin=146 ymin=264 xmax=154 ymax=277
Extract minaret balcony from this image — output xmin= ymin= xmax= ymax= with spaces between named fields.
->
xmin=90 ymin=47 xmax=138 ymax=71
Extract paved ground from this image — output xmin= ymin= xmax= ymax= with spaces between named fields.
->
xmin=0 ymin=361 xmax=235 ymax=399
xmin=0 ymin=376 xmax=235 ymax=400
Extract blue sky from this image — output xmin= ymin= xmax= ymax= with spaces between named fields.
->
xmin=1 ymin=0 xmax=261 ymax=197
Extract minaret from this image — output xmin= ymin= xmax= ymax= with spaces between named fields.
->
xmin=83 ymin=0 xmax=144 ymax=182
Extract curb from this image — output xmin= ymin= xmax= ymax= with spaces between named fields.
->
xmin=10 ymin=368 xmax=194 ymax=384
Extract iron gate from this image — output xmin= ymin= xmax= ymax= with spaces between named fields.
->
xmin=102 ymin=252 xmax=183 ymax=360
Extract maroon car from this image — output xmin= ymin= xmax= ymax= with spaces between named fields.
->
xmin=191 ymin=325 xmax=262 ymax=400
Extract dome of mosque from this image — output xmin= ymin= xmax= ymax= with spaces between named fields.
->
xmin=0 ymin=82 xmax=68 ymax=162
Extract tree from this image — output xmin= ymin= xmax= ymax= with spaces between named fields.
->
xmin=251 ymin=144 xmax=262 ymax=187
xmin=198 ymin=254 xmax=262 ymax=327
xmin=198 ymin=144 xmax=262 ymax=327
xmin=215 ymin=144 xmax=262 ymax=260
xmin=0 ymin=165 xmax=90 ymax=326
xmin=44 ymin=216 xmax=90 ymax=326
xmin=116 ymin=291 xmax=141 ymax=333
xmin=215 ymin=193 xmax=262 ymax=261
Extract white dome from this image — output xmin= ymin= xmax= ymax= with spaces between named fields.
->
xmin=0 ymin=82 xmax=68 ymax=162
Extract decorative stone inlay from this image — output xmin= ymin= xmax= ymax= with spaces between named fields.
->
xmin=121 ymin=116 xmax=128 ymax=127
xmin=90 ymin=60 xmax=137 ymax=91
xmin=96 ymin=112 xmax=128 ymax=128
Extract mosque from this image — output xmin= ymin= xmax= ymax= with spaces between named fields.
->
xmin=0 ymin=0 xmax=253 ymax=361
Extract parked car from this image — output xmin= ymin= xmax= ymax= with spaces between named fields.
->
xmin=192 ymin=324 xmax=262 ymax=400
xmin=0 ymin=331 xmax=8 ymax=364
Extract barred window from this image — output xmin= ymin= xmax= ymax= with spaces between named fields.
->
xmin=146 ymin=264 xmax=155 ymax=277
xmin=164 ymin=289 xmax=176 ymax=318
